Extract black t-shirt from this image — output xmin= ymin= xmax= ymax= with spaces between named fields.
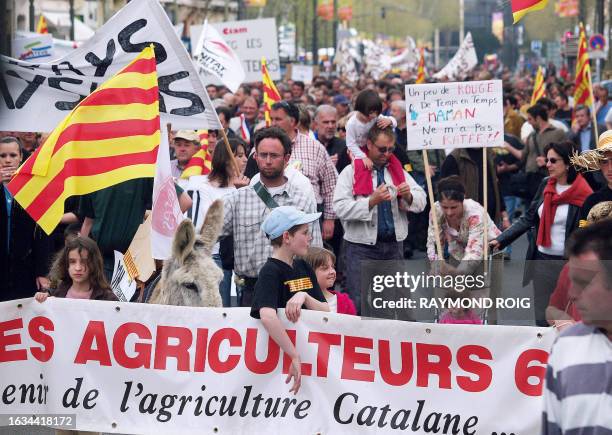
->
xmin=580 ymin=186 xmax=612 ymax=220
xmin=250 ymin=258 xmax=326 ymax=319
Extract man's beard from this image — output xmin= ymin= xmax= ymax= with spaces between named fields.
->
xmin=259 ymin=167 xmax=284 ymax=180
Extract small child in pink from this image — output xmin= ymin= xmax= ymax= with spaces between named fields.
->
xmin=303 ymin=247 xmax=357 ymax=315
xmin=438 ymin=290 xmax=483 ymax=325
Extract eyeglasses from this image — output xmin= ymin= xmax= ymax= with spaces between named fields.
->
xmin=545 ymin=157 xmax=561 ymax=164
xmin=338 ymin=127 xmax=346 ymax=132
xmin=256 ymin=152 xmax=285 ymax=161
xmin=374 ymin=145 xmax=395 ymax=154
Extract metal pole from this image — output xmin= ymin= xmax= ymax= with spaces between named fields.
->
xmin=459 ymin=0 xmax=464 ymax=43
xmin=333 ymin=0 xmax=338 ymax=52
xmin=312 ymin=0 xmax=318 ymax=65
xmin=69 ymin=0 xmax=75 ymax=41
xmin=29 ymin=0 xmax=35 ymax=31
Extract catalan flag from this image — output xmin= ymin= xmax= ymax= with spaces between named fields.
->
xmin=511 ymin=0 xmax=548 ymax=23
xmin=262 ymin=57 xmax=280 ymax=127
xmin=8 ymin=45 xmax=160 ymax=235
xmin=416 ymin=48 xmax=425 ymax=84
xmin=180 ymin=130 xmax=212 ymax=179
xmin=36 ymin=15 xmax=48 ymax=34
xmin=530 ymin=66 xmax=545 ymax=106
xmin=573 ymin=23 xmax=593 ymax=109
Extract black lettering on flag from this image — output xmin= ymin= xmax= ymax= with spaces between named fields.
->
xmin=48 ymin=77 xmax=86 ymax=110
xmin=85 ymin=39 xmax=117 ymax=77
xmin=118 ymin=19 xmax=168 ymax=65
xmin=158 ymin=72 xmax=205 ymax=116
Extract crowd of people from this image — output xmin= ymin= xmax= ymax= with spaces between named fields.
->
xmin=1 ymin=56 xmax=612 ymax=432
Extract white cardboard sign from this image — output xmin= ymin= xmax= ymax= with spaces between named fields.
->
xmin=405 ymin=80 xmax=504 ymax=150
xmin=191 ymin=18 xmax=280 ymax=83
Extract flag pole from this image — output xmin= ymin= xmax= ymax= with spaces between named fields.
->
xmin=587 ymin=66 xmax=599 ymax=140
xmin=218 ymin=122 xmax=241 ymax=176
xmin=423 ymin=150 xmax=443 ymax=260
xmin=482 ymin=147 xmax=489 ymax=269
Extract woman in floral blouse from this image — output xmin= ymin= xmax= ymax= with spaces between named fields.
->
xmin=427 ymin=176 xmax=501 ymax=275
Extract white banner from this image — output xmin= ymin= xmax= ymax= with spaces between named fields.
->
xmin=405 ymin=80 xmax=504 ymax=150
xmin=191 ymin=18 xmax=280 ymax=83
xmin=0 ymin=298 xmax=555 ymax=434
xmin=433 ymin=32 xmax=478 ymax=81
xmin=193 ymin=20 xmax=246 ymax=93
xmin=0 ymin=0 xmax=220 ymax=132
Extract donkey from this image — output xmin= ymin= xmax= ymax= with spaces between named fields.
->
xmin=148 ymin=199 xmax=224 ymax=307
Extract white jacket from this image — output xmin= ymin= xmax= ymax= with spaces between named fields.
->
xmin=333 ymin=164 xmax=427 ymax=245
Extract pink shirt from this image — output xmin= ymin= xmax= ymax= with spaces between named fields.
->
xmin=439 ymin=310 xmax=483 ymax=325
xmin=66 ymin=288 xmax=93 ymax=299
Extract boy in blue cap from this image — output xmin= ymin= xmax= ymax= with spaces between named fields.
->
xmin=251 ymin=206 xmax=330 ymax=394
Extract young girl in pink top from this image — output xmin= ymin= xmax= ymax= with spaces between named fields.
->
xmin=303 ymin=247 xmax=357 ymax=315
xmin=439 ymin=290 xmax=483 ymax=325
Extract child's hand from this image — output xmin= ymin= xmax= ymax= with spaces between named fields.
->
xmin=376 ymin=117 xmax=392 ymax=128
xmin=286 ymin=356 xmax=302 ymax=394
xmin=362 ymin=156 xmax=373 ymax=170
xmin=286 ymin=292 xmax=307 ymax=322
xmin=34 ymin=292 xmax=50 ymax=303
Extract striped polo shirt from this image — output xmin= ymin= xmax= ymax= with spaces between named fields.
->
xmin=542 ymin=323 xmax=612 ymax=435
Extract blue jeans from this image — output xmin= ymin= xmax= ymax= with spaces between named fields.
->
xmin=212 ymin=254 xmax=233 ymax=307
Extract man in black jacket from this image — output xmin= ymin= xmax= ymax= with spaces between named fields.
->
xmin=0 ymin=136 xmax=51 ymax=301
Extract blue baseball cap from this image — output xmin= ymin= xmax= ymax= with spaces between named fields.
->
xmin=261 ymin=206 xmax=322 ymax=239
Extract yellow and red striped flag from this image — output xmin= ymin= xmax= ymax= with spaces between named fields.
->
xmin=262 ymin=57 xmax=281 ymax=127
xmin=530 ymin=66 xmax=545 ymax=105
xmin=416 ymin=48 xmax=425 ymax=84
xmin=36 ymin=15 xmax=48 ymax=34
xmin=8 ymin=45 xmax=160 ymax=235
xmin=573 ymin=23 xmax=593 ymax=109
xmin=180 ymin=130 xmax=212 ymax=179
xmin=511 ymin=0 xmax=548 ymax=23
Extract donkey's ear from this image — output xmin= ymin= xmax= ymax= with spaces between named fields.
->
xmin=200 ymin=199 xmax=224 ymax=255
xmin=173 ymin=219 xmax=196 ymax=265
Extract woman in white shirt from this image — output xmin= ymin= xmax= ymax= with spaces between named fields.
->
xmin=185 ymin=138 xmax=249 ymax=307
xmin=491 ymin=141 xmax=592 ymax=325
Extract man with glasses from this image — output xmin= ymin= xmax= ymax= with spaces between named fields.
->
xmin=221 ymin=127 xmax=322 ymax=307
xmin=333 ymin=125 xmax=426 ymax=313
xmin=270 ymin=101 xmax=338 ymax=241
xmin=541 ymin=219 xmax=612 ymax=435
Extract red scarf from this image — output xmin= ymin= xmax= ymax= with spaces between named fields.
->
xmin=537 ymin=174 xmax=592 ymax=247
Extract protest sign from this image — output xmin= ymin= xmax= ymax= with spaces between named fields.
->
xmin=0 ymin=0 xmax=220 ymax=132
xmin=433 ymin=32 xmax=478 ymax=81
xmin=110 ymin=251 xmax=137 ymax=302
xmin=191 ymin=18 xmax=280 ymax=83
xmin=1 ymin=298 xmax=554 ymax=434
xmin=289 ymin=64 xmax=314 ymax=84
xmin=405 ymin=80 xmax=504 ymax=150
xmin=11 ymin=34 xmax=54 ymax=61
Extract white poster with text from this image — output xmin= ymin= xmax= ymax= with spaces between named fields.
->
xmin=405 ymin=80 xmax=504 ymax=150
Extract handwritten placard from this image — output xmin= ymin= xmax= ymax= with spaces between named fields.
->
xmin=404 ymin=80 xmax=503 ymax=150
